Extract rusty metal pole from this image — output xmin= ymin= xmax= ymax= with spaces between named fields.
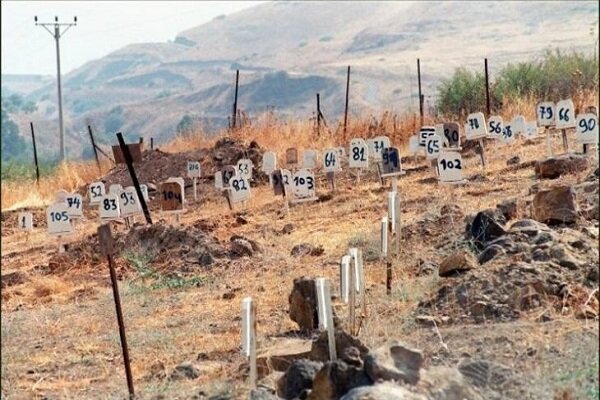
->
xmin=30 ymin=122 xmax=40 ymax=185
xmin=417 ymin=58 xmax=423 ymax=126
xmin=232 ymin=69 xmax=240 ymax=131
xmin=344 ymin=66 xmax=350 ymax=138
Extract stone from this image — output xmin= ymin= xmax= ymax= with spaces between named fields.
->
xmin=496 ymin=199 xmax=519 ymax=221
xmin=531 ymin=248 xmax=551 ymax=262
xmin=291 ymin=243 xmax=325 ymax=257
xmin=532 ymin=186 xmax=577 ymax=225
xmin=341 ymin=347 xmax=363 ymax=367
xmin=534 ymin=154 xmax=589 ymax=179
xmin=281 ymin=223 xmax=295 ymax=235
xmin=250 ymin=388 xmax=279 ymax=400
xmin=341 ymin=383 xmax=426 ymax=400
xmin=199 ymin=253 xmax=214 ymax=266
xmin=478 ymin=245 xmax=505 ymax=264
xmin=458 ymin=359 xmax=514 ymax=391
xmin=236 ymin=215 xmax=249 ymax=225
xmin=277 ymin=359 xmax=323 ymax=400
xmin=468 ymin=210 xmax=506 ymax=247
xmin=169 ymin=361 xmax=201 ymax=380
xmin=549 ymin=245 xmax=580 ymax=270
xmin=418 ymin=366 xmax=484 ymax=400
xmin=506 ymin=156 xmax=520 ymax=166
xmin=230 ymin=238 xmax=254 ymax=257
xmin=310 ymin=330 xmax=369 ymax=363
xmin=439 ymin=250 xmax=477 ymax=277
xmin=257 ymin=338 xmax=312 ymax=376
xmin=364 ymin=342 xmax=424 ymax=385
xmin=308 ymin=360 xmax=372 ymax=400
xmin=417 ymin=260 xmax=438 ymax=276
xmin=1 ymin=271 xmax=27 ymax=289
xmin=289 ymin=277 xmax=319 ymax=331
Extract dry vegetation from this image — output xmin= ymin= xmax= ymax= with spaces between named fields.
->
xmin=1 ymin=95 xmax=599 ymax=399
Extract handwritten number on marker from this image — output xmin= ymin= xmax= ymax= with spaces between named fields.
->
xmin=440 ymin=159 xmax=462 ymax=170
xmin=468 ymin=118 xmax=479 ymax=130
xmin=50 ymin=211 xmax=69 ymax=222
xmin=103 ymin=198 xmax=118 ymax=211
xmin=558 ymin=108 xmax=570 ymax=122
xmin=67 ymin=197 xmax=81 ymax=208
xmin=22 ymin=217 xmax=26 ymax=228
xmin=489 ymin=121 xmax=501 ymax=134
xmin=444 ymin=128 xmax=459 ymax=143
xmin=427 ymin=139 xmax=440 ymax=154
xmin=120 ymin=192 xmax=135 ymax=206
xmin=325 ymin=152 xmax=336 ymax=167
xmin=232 ymin=178 xmax=247 ymax=191
xmin=502 ymin=126 xmax=513 ymax=139
xmin=579 ymin=118 xmax=596 ymax=133
xmin=352 ymin=147 xmax=366 ymax=161
xmin=91 ymin=185 xmax=101 ymax=198
xmin=539 ymin=106 xmax=553 ymax=120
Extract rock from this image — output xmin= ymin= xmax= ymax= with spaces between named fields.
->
xmin=458 ymin=359 xmax=514 ymax=392
xmin=250 ymin=388 xmax=279 ymax=400
xmin=439 ymin=250 xmax=477 ymax=277
xmin=199 ymin=253 xmax=214 ymax=266
xmin=310 ymin=330 xmax=369 ymax=363
xmin=531 ymin=248 xmax=551 ymax=262
xmin=468 ymin=210 xmax=506 ymax=247
xmin=532 ymin=186 xmax=577 ymax=225
xmin=230 ymin=238 xmax=255 ymax=257
xmin=418 ymin=366 xmax=484 ymax=400
xmin=506 ymin=156 xmax=520 ymax=166
xmin=277 ymin=359 xmax=323 ymax=400
xmin=417 ymin=260 xmax=438 ymax=276
xmin=309 ymin=360 xmax=372 ymax=400
xmin=289 ymin=277 xmax=319 ymax=331
xmin=236 ymin=215 xmax=249 ymax=225
xmin=496 ymin=199 xmax=519 ymax=221
xmin=364 ymin=342 xmax=424 ymax=385
xmin=291 ymin=243 xmax=325 ymax=257
xmin=1 ymin=271 xmax=27 ymax=288
xmin=170 ymin=361 xmax=201 ymax=380
xmin=440 ymin=204 xmax=463 ymax=217
xmin=281 ymin=223 xmax=295 ymax=235
xmin=478 ymin=245 xmax=505 ymax=264
xmin=534 ymin=154 xmax=589 ymax=179
xmin=549 ymin=245 xmax=580 ymax=269
xmin=341 ymin=383 xmax=426 ymax=400
xmin=341 ymin=347 xmax=363 ymax=367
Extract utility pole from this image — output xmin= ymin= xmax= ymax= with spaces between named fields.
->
xmin=35 ymin=15 xmax=77 ymax=162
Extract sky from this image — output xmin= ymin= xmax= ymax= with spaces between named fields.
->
xmin=1 ymin=1 xmax=264 ymax=76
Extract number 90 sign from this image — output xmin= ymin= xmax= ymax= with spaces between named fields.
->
xmin=576 ymin=113 xmax=598 ymax=144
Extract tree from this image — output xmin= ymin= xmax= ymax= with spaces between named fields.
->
xmin=177 ymin=114 xmax=195 ymax=135
xmin=1 ymin=103 xmax=27 ymax=162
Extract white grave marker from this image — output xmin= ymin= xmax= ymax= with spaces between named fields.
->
xmin=419 ymin=126 xmax=435 ymax=146
xmin=261 ymin=152 xmax=277 ymax=174
xmin=108 ymin=184 xmax=123 ymax=196
xmin=323 ymin=148 xmax=342 ymax=172
xmin=512 ymin=115 xmax=526 ymax=136
xmin=241 ymin=297 xmax=257 ymax=390
xmin=349 ymin=139 xmax=369 ymax=169
xmin=88 ymin=182 xmax=105 ymax=205
xmin=302 ymin=149 xmax=318 ymax=169
xmin=556 ymin=99 xmax=576 ymax=129
xmin=281 ymin=169 xmax=293 ymax=196
xmin=381 ymin=147 xmax=403 ymax=176
xmin=426 ymin=134 xmax=443 ymax=160
xmin=315 ymin=278 xmax=336 ymax=361
xmin=47 ymin=203 xmax=72 ymax=235
xmin=187 ymin=161 xmax=201 ymax=178
xmin=438 ymin=151 xmax=466 ymax=184
xmin=139 ymin=184 xmax=149 ymax=202
xmin=291 ymin=169 xmax=317 ymax=201
xmin=465 ymin=112 xmax=487 ymax=140
xmin=339 ymin=255 xmax=351 ymax=304
xmin=119 ymin=187 xmax=142 ymax=218
xmin=408 ymin=136 xmax=420 ymax=155
xmin=55 ymin=189 xmax=69 ymax=203
xmin=500 ymin=122 xmax=515 ymax=144
xmin=229 ymin=176 xmax=251 ymax=203
xmin=221 ymin=166 xmax=237 ymax=188
xmin=367 ymin=136 xmax=390 ymax=161
xmin=237 ymin=159 xmax=253 ymax=180
xmin=99 ymin=193 xmax=121 ymax=220
xmin=65 ymin=194 xmax=83 ymax=219
xmin=488 ymin=116 xmax=503 ymax=140
xmin=537 ymin=102 xmax=556 ymax=127
xmin=443 ymin=122 xmax=461 ymax=148
xmin=576 ymin=113 xmax=599 ymax=144
xmin=18 ymin=212 xmax=33 ymax=232
xmin=524 ymin=121 xmax=540 ymax=140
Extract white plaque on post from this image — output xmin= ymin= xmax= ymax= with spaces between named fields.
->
xmin=349 ymin=139 xmax=369 ymax=169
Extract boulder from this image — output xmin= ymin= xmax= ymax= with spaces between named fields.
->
xmin=417 ymin=260 xmax=438 ymax=276
xmin=506 ymin=156 xmax=520 ymax=166
xmin=364 ymin=342 xmax=424 ymax=385
xmin=277 ymin=359 xmax=323 ymax=400
xmin=418 ymin=366 xmax=484 ymax=400
xmin=291 ymin=243 xmax=325 ymax=257
xmin=534 ymin=154 xmax=589 ymax=179
xmin=289 ymin=277 xmax=319 ymax=331
xmin=478 ymin=244 xmax=505 ymax=264
xmin=439 ymin=250 xmax=477 ymax=277
xmin=308 ymin=360 xmax=372 ymax=400
xmin=310 ymin=330 xmax=369 ymax=363
xmin=250 ymin=388 xmax=279 ymax=400
xmin=458 ymin=359 xmax=514 ymax=392
xmin=496 ymin=199 xmax=519 ymax=221
xmin=341 ymin=383 xmax=426 ymax=400
xmin=1 ymin=271 xmax=27 ymax=289
xmin=532 ymin=186 xmax=577 ymax=225
xmin=468 ymin=210 xmax=506 ymax=247
xmin=169 ymin=361 xmax=201 ymax=380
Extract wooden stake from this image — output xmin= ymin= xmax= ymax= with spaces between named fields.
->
xmin=315 ymin=278 xmax=336 ymax=361
xmin=561 ymin=128 xmax=569 ymax=152
xmin=193 ymin=177 xmax=198 ymax=201
xmin=478 ymin=139 xmax=486 ymax=169
xmin=545 ymin=127 xmax=554 ymax=157
xmin=348 ymin=254 xmax=356 ymax=335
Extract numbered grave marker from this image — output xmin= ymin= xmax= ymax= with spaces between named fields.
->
xmin=388 ymin=191 xmax=400 ymax=234
xmin=214 ymin=171 xmax=224 ymax=189
xmin=88 ymin=182 xmax=106 ymax=205
xmin=408 ymin=136 xmax=420 ymax=155
xmin=139 ymin=184 xmax=149 ymax=202
xmin=271 ymin=170 xmax=285 ymax=196
xmin=419 ymin=126 xmax=435 ymax=146
xmin=261 ymin=151 xmax=277 ymax=174
xmin=380 ymin=217 xmax=388 ymax=258
xmin=109 ymin=184 xmax=124 ymax=196
xmin=323 ymin=148 xmax=342 ymax=172
xmin=339 ymin=255 xmax=351 ymax=304
xmin=576 ymin=113 xmax=599 ymax=144
xmin=512 ymin=115 xmax=526 ymax=136
xmin=302 ymin=150 xmax=318 ymax=169
xmin=437 ymin=151 xmax=466 ymax=184
xmin=18 ymin=212 xmax=33 ymax=232
xmin=286 ymin=148 xmax=298 ymax=166
xmin=237 ymin=159 xmax=253 ymax=180
xmin=367 ymin=136 xmax=390 ymax=161
xmin=291 ymin=169 xmax=317 ymax=201
xmin=187 ymin=161 xmax=201 ymax=178
xmin=315 ymin=278 xmax=336 ymax=361
xmin=349 ymin=139 xmax=369 ymax=168
xmin=488 ymin=116 xmax=504 ymax=140
xmin=524 ymin=121 xmax=539 ymax=140
xmin=221 ymin=166 xmax=237 ymax=188
xmin=556 ymin=99 xmax=576 ymax=129
xmin=99 ymin=193 xmax=121 ymax=220
xmin=241 ymin=297 xmax=257 ymax=390
xmin=349 ymin=248 xmax=364 ymax=295
xmin=465 ymin=112 xmax=487 ymax=140
xmin=281 ymin=169 xmax=293 ymax=196
xmin=381 ymin=147 xmax=403 ymax=177
xmin=229 ymin=176 xmax=251 ymax=203
xmin=119 ymin=187 xmax=142 ymax=218
xmin=443 ymin=122 xmax=461 ymax=148
xmin=426 ymin=134 xmax=443 ymax=160
xmin=500 ymin=122 xmax=515 ymax=144
xmin=537 ymin=102 xmax=555 ymax=127
xmin=160 ymin=181 xmax=184 ymax=212
xmin=66 ymin=194 xmax=83 ymax=219
xmin=55 ymin=189 xmax=69 ymax=203
xmin=47 ymin=203 xmax=72 ymax=235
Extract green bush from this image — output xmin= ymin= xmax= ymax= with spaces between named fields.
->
xmin=436 ymin=68 xmax=486 ymax=117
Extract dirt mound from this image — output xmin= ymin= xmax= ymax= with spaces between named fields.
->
xmin=96 ymin=138 xmax=266 ymax=190
xmin=416 ymin=218 xmax=599 ymax=324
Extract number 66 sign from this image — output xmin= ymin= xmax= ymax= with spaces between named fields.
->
xmin=437 ymin=151 xmax=466 ymax=184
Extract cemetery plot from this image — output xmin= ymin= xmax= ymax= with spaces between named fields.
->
xmin=556 ymin=99 xmax=576 ymax=129
xmin=229 ymin=176 xmax=251 ymax=203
